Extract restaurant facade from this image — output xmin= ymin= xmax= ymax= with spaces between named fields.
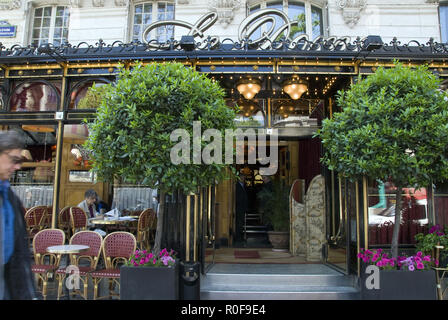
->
xmin=0 ymin=0 xmax=448 ymax=279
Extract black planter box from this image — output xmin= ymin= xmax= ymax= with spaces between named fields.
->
xmin=360 ymin=269 xmax=437 ymax=300
xmin=120 ymin=263 xmax=179 ymax=300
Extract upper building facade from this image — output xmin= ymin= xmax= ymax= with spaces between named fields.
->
xmin=0 ymin=0 xmax=444 ymax=49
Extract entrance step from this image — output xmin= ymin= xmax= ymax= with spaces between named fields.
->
xmin=200 ymin=264 xmax=360 ymax=300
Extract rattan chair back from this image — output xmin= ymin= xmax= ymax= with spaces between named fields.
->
xmin=69 ymin=231 xmax=103 ymax=269
xmin=102 ymin=232 xmax=136 ymax=269
xmin=70 ymin=206 xmax=88 ymax=234
xmin=32 ymin=228 xmax=65 ymax=264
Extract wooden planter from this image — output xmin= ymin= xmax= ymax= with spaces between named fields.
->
xmin=360 ymin=268 xmax=437 ymax=300
xmin=120 ymin=263 xmax=179 ymax=300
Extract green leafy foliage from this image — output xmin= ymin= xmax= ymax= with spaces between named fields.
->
xmin=257 ymin=179 xmax=290 ymax=231
xmin=84 ymin=62 xmax=237 ymax=194
xmin=415 ymin=225 xmax=448 ymax=262
xmin=317 ymin=62 xmax=448 ymax=189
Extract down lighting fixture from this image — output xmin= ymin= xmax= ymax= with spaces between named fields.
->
xmin=236 ymin=77 xmax=261 ymax=100
xmin=282 ymin=77 xmax=308 ymax=100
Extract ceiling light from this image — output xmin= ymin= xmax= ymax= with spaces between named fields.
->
xmin=282 ymin=78 xmax=308 ymax=100
xmin=236 ymin=78 xmax=261 ymax=100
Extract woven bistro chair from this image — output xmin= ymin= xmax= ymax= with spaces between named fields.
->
xmin=135 ymin=209 xmax=151 ymax=250
xmin=147 ymin=208 xmax=157 ymax=248
xmin=90 ymin=232 xmax=136 ymax=300
xmin=55 ymin=231 xmax=103 ymax=300
xmin=25 ymin=206 xmax=49 ymax=244
xmin=433 ymin=244 xmax=448 ymax=300
xmin=70 ymin=206 xmax=88 ymax=235
xmin=42 ymin=206 xmax=52 ymax=229
xmin=58 ymin=206 xmax=72 ymax=240
xmin=31 ymin=229 xmax=65 ymax=300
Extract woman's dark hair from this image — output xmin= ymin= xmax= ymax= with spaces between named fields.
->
xmin=0 ymin=131 xmax=25 ymax=154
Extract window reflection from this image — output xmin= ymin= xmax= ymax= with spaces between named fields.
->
xmin=271 ymin=99 xmax=321 ymax=127
xmin=10 ymin=81 xmax=60 ymax=112
xmin=232 ymin=99 xmax=265 ymax=127
xmin=248 ymin=1 xmax=324 ymax=41
xmin=367 ymin=179 xmax=429 ymax=245
xmin=7 ymin=125 xmax=56 ymax=210
xmin=69 ymin=80 xmax=108 ymax=109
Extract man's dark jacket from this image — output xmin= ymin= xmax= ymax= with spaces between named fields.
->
xmin=2 ymin=189 xmax=36 ymax=300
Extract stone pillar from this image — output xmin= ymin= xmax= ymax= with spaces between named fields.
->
xmin=290 ymin=179 xmax=306 ymax=256
xmin=305 ymin=175 xmax=326 ymax=262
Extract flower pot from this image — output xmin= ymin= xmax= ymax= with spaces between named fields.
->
xmin=120 ymin=262 xmax=179 ymax=300
xmin=267 ymin=231 xmax=289 ymax=252
xmin=360 ymin=268 xmax=437 ymax=300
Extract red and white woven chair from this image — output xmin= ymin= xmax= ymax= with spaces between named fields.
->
xmin=31 ymin=229 xmax=65 ymax=300
xmin=25 ymin=206 xmax=49 ymax=244
xmin=90 ymin=232 xmax=136 ymax=300
xmin=55 ymin=231 xmax=103 ymax=300
xmin=69 ymin=206 xmax=88 ymax=235
xmin=58 ymin=206 xmax=72 ymax=240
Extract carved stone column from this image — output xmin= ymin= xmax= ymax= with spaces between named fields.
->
xmin=290 ymin=179 xmax=306 ymax=256
xmin=305 ymin=175 xmax=326 ymax=262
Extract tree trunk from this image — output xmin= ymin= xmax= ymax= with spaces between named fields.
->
xmin=153 ymin=190 xmax=165 ymax=255
xmin=391 ymin=186 xmax=402 ymax=259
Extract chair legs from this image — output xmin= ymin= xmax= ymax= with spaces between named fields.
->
xmin=57 ymin=274 xmax=64 ymax=300
xmin=91 ymin=277 xmax=120 ymax=300
xmin=57 ymin=272 xmax=90 ymax=300
xmin=34 ymin=273 xmax=52 ymax=300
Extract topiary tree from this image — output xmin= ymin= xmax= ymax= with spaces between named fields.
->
xmin=317 ymin=62 xmax=448 ymax=259
xmin=84 ymin=62 xmax=237 ymax=253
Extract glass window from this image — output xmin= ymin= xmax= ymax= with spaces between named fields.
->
xmin=311 ymin=5 xmax=323 ymax=39
xmin=112 ymin=182 xmax=159 ymax=215
xmin=289 ymin=2 xmax=306 ymax=39
xmin=31 ymin=6 xmax=69 ymax=46
xmin=69 ymin=170 xmax=97 ymax=183
xmin=232 ymin=99 xmax=266 ymax=127
xmin=132 ymin=1 xmax=174 ymax=43
xmin=367 ymin=179 xmax=429 ymax=246
xmin=248 ymin=1 xmax=324 ymax=40
xmin=69 ymin=80 xmax=109 ymax=110
xmin=8 ymin=125 xmax=57 ymax=209
xmin=9 ymin=81 xmax=61 ymax=112
xmin=440 ymin=4 xmax=448 ymax=43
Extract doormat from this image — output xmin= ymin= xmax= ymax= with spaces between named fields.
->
xmin=234 ymin=250 xmax=260 ymax=259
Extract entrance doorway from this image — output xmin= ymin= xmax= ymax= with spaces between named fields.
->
xmin=204 ymin=138 xmax=329 ymax=266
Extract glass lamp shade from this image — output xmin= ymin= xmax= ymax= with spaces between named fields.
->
xmin=237 ymin=78 xmax=261 ymax=100
xmin=283 ymin=78 xmax=308 ymax=100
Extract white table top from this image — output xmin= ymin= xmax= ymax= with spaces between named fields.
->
xmin=46 ymin=244 xmax=90 ymax=254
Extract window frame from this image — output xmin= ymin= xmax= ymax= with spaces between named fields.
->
xmin=30 ymin=5 xmax=70 ymax=47
xmin=129 ymin=1 xmax=175 ymax=43
xmin=246 ymin=0 xmax=327 ymax=40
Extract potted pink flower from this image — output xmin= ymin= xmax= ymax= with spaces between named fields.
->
xmin=358 ymin=248 xmax=437 ymax=300
xmin=120 ymin=248 xmax=179 ymax=300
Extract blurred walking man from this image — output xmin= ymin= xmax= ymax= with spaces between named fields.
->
xmin=0 ymin=131 xmax=35 ymax=299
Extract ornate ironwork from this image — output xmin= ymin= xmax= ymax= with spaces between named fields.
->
xmin=0 ymin=9 xmax=446 ymax=62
